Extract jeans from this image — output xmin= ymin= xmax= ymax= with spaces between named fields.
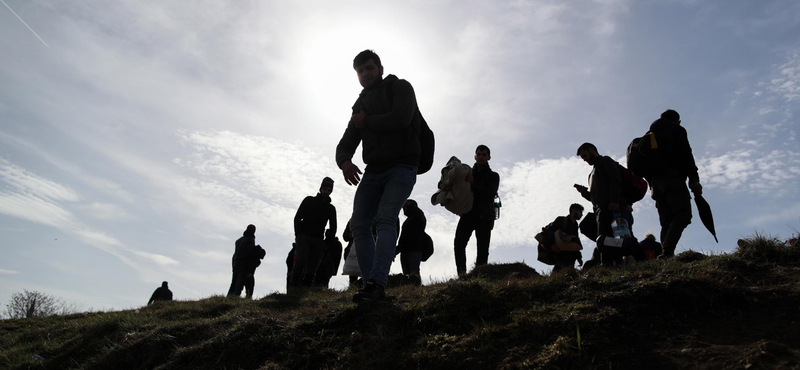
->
xmin=290 ymin=234 xmax=327 ymax=287
xmin=351 ymin=165 xmax=417 ymax=287
xmin=227 ymin=267 xmax=254 ymax=298
xmin=454 ymin=212 xmax=494 ymax=274
xmin=400 ymin=251 xmax=423 ymax=276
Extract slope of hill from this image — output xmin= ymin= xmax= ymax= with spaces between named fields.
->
xmin=1 ymin=234 xmax=798 ymax=370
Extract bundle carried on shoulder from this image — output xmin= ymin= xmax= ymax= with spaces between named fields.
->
xmin=430 ymin=156 xmax=473 ymax=215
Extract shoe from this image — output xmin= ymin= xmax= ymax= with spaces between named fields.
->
xmin=657 ymin=250 xmax=674 ymax=260
xmin=352 ymin=279 xmax=385 ymax=302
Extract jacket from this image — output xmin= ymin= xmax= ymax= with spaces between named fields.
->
xmin=431 ymin=156 xmax=474 ymax=215
xmin=233 ymin=231 xmax=257 ymax=271
xmin=467 ymin=163 xmax=500 ymax=220
xmin=336 ymin=75 xmax=422 ymax=173
xmin=294 ymin=193 xmax=337 ymax=239
xmin=397 ymin=203 xmax=427 ymax=254
xmin=580 ymin=155 xmax=627 ymax=209
xmin=649 ymin=118 xmax=700 ymax=184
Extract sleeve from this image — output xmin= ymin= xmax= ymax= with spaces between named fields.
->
xmin=336 ymin=124 xmax=362 ymax=168
xmin=363 ymin=80 xmax=418 ymax=131
xmin=328 ymin=205 xmax=337 ymax=236
xmin=148 ymin=290 xmax=157 ymax=305
xmin=676 ymin=127 xmax=700 ymax=184
xmin=603 ymin=157 xmax=622 ymax=204
xmin=294 ymin=197 xmax=311 ymax=235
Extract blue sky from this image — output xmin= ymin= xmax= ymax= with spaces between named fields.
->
xmin=1 ymin=0 xmax=798 ymax=311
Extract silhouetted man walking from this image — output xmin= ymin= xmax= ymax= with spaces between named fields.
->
xmin=649 ymin=109 xmax=702 ymax=258
xmin=453 ymin=145 xmax=500 ymax=275
xmin=227 ymin=224 xmax=257 ymax=298
xmin=336 ymin=49 xmax=421 ymax=302
xmin=291 ymin=177 xmax=337 ymax=288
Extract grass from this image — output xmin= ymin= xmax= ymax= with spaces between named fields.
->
xmin=2 ymin=233 xmax=799 ymax=369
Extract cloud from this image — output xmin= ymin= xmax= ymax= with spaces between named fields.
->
xmin=0 ymin=269 xmax=19 ymax=275
xmin=131 ymin=251 xmax=180 ymax=266
xmin=81 ymin=202 xmax=130 ymax=220
xmin=0 ymin=158 xmax=79 ymax=202
xmin=698 ymin=149 xmax=800 ymax=195
xmin=769 ymin=53 xmax=800 ymax=102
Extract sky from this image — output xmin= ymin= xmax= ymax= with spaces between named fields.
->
xmin=1 ymin=0 xmax=799 ymax=312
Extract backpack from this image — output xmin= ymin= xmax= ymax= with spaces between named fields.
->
xmin=421 ymin=233 xmax=434 ymax=262
xmin=627 ymin=131 xmax=661 ymax=180
xmin=617 ymin=163 xmax=648 ymax=204
xmin=386 ymin=79 xmax=435 ymax=175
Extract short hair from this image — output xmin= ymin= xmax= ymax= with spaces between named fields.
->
xmin=353 ymin=49 xmax=381 ymax=68
xmin=576 ymin=143 xmax=597 ymax=156
xmin=569 ymin=203 xmax=584 ymax=213
xmin=476 ymin=145 xmax=491 ymax=156
xmin=644 ymin=233 xmax=656 ymax=241
xmin=406 ymin=199 xmax=417 ymax=207
xmin=661 ymin=109 xmax=680 ymax=122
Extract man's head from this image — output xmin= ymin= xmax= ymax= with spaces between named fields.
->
xmin=569 ymin=203 xmax=584 ymax=220
xmin=475 ymin=145 xmax=491 ymax=165
xmin=661 ymin=109 xmax=681 ymax=125
xmin=162 ymin=281 xmax=169 ymax=288
xmin=353 ymin=49 xmax=384 ymax=89
xmin=320 ymin=177 xmax=334 ymax=196
xmin=576 ymin=143 xmax=599 ymax=166
xmin=245 ymin=224 xmax=256 ymax=236
xmin=644 ymin=233 xmax=656 ymax=241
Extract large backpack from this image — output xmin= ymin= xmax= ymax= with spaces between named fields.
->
xmin=627 ymin=131 xmax=662 ymax=180
xmin=386 ymin=79 xmax=435 ymax=175
xmin=617 ymin=163 xmax=648 ymax=204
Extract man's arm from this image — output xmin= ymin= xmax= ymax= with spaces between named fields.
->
xmin=294 ymin=197 xmax=311 ymax=235
xmin=148 ymin=290 xmax=157 ymax=305
xmin=362 ymin=80 xmax=418 ymax=131
xmin=328 ymin=205 xmax=337 ymax=236
xmin=676 ymin=126 xmax=702 ymax=193
xmin=602 ymin=157 xmax=622 ymax=208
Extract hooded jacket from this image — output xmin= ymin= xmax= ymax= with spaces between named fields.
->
xmin=397 ymin=203 xmax=428 ymax=254
xmin=336 ymin=75 xmax=422 ymax=173
xmin=649 ymin=118 xmax=700 ymax=184
xmin=294 ymin=193 xmax=337 ymax=239
xmin=233 ymin=230 xmax=256 ymax=269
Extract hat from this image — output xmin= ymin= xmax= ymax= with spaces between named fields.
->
xmin=320 ymin=177 xmax=334 ymax=192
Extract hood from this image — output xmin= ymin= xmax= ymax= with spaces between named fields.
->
xmin=316 ymin=193 xmax=331 ymax=203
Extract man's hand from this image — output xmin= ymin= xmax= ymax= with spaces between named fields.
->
xmin=340 ymin=160 xmax=363 ymax=186
xmin=350 ymin=110 xmax=366 ymax=128
xmin=691 ymin=182 xmax=703 ymax=196
xmin=574 ymin=184 xmax=588 ymax=194
xmin=608 ymin=203 xmax=620 ymax=212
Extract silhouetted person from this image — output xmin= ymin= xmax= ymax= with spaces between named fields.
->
xmin=291 ymin=177 xmax=337 ymax=288
xmin=575 ymin=143 xmax=633 ymax=267
xmin=453 ymin=145 xmax=500 ymax=275
xmin=336 ymin=49 xmax=422 ymax=302
xmin=227 ymin=224 xmax=258 ymax=298
xmin=148 ymin=281 xmax=173 ymax=305
xmin=649 ymin=109 xmax=702 ymax=258
xmin=640 ymin=233 xmax=663 ymax=260
xmin=314 ymin=229 xmax=343 ymax=288
xmin=544 ymin=204 xmax=585 ymax=272
xmin=396 ymin=199 xmax=427 ymax=277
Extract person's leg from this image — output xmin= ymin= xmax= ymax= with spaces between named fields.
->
xmin=226 ymin=266 xmax=237 ymax=296
xmin=475 ymin=219 xmax=494 ymax=267
xmin=401 ymin=251 xmax=410 ymax=275
xmin=244 ymin=273 xmax=255 ymax=299
xmin=230 ymin=269 xmax=247 ymax=297
xmin=368 ymin=166 xmax=417 ymax=287
xmin=453 ymin=216 xmax=475 ymax=275
xmin=290 ymin=235 xmax=312 ymax=286
xmin=301 ymin=237 xmax=327 ymax=286
xmin=351 ymin=171 xmax=382 ymax=282
xmin=661 ymin=184 xmax=692 ymax=256
xmin=407 ymin=251 xmax=422 ymax=276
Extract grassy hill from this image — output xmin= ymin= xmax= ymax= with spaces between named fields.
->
xmin=1 ymin=234 xmax=799 ymax=370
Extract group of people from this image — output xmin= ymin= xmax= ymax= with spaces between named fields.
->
xmin=147 ymin=49 xmax=703 ymax=304
xmin=538 ymin=109 xmax=702 ymax=271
